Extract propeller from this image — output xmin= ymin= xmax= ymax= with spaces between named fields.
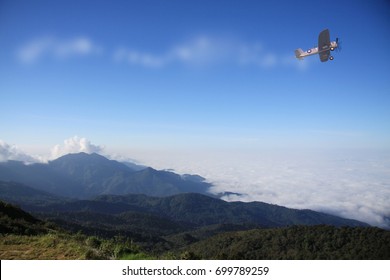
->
xmin=336 ymin=37 xmax=342 ymax=52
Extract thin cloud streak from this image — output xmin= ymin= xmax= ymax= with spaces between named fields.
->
xmin=114 ymin=36 xmax=304 ymax=70
xmin=17 ymin=36 xmax=102 ymax=64
xmin=17 ymin=35 xmax=306 ymax=70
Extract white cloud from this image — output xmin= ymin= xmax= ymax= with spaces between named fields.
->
xmin=50 ymin=136 xmax=104 ymax=159
xmin=17 ymin=36 xmax=102 ymax=64
xmin=0 ymin=140 xmax=37 ymax=163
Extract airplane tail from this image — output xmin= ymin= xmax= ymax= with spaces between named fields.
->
xmin=295 ymin=48 xmax=304 ymax=59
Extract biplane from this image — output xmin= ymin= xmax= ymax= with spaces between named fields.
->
xmin=295 ymin=29 xmax=340 ymax=62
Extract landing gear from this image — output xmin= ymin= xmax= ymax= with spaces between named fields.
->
xmin=329 ymin=56 xmax=334 ymax=60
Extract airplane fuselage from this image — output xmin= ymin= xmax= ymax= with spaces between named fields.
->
xmin=295 ymin=40 xmax=338 ymax=60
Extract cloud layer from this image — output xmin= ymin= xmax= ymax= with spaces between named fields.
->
xmin=129 ymin=149 xmax=390 ymax=229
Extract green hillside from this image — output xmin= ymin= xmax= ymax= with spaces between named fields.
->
xmin=183 ymin=225 xmax=390 ymax=259
xmin=1 ymin=178 xmax=388 ymax=260
xmin=0 ymin=200 xmax=151 ymax=260
xmin=1 ymin=199 xmax=389 ymax=260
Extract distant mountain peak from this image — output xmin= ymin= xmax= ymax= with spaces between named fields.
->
xmin=51 ymin=152 xmax=107 ymax=162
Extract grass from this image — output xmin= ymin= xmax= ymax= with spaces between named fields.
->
xmin=119 ymin=252 xmax=155 ymax=260
xmin=0 ymin=233 xmax=89 ymax=260
xmin=0 ymin=232 xmax=155 ymax=260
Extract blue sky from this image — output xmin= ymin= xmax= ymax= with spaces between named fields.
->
xmin=1 ymin=0 xmax=390 ymax=227
xmin=1 ymin=0 xmax=389 ymax=154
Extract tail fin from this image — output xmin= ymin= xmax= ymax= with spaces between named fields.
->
xmin=295 ymin=48 xmax=304 ymax=59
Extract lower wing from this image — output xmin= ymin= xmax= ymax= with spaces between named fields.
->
xmin=319 ymin=50 xmax=330 ymax=62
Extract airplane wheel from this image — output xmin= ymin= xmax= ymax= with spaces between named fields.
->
xmin=330 ymin=56 xmax=334 ymax=60
xmin=307 ymin=49 xmax=311 ymax=53
xmin=330 ymin=47 xmax=334 ymax=51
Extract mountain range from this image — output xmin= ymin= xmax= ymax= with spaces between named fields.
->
xmin=0 ymin=180 xmax=368 ymax=229
xmin=0 ymin=152 xmax=212 ymax=198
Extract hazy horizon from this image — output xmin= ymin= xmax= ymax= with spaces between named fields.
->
xmin=1 ymin=137 xmax=389 ymax=229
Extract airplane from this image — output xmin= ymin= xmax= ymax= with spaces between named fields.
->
xmin=295 ymin=29 xmax=340 ymax=62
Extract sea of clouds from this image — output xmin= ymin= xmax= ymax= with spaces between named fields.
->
xmin=126 ymin=148 xmax=390 ymax=229
xmin=1 ymin=137 xmax=389 ymax=228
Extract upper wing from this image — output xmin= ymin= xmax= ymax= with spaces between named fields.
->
xmin=318 ymin=29 xmax=331 ymax=62
xmin=318 ymin=29 xmax=330 ymax=50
